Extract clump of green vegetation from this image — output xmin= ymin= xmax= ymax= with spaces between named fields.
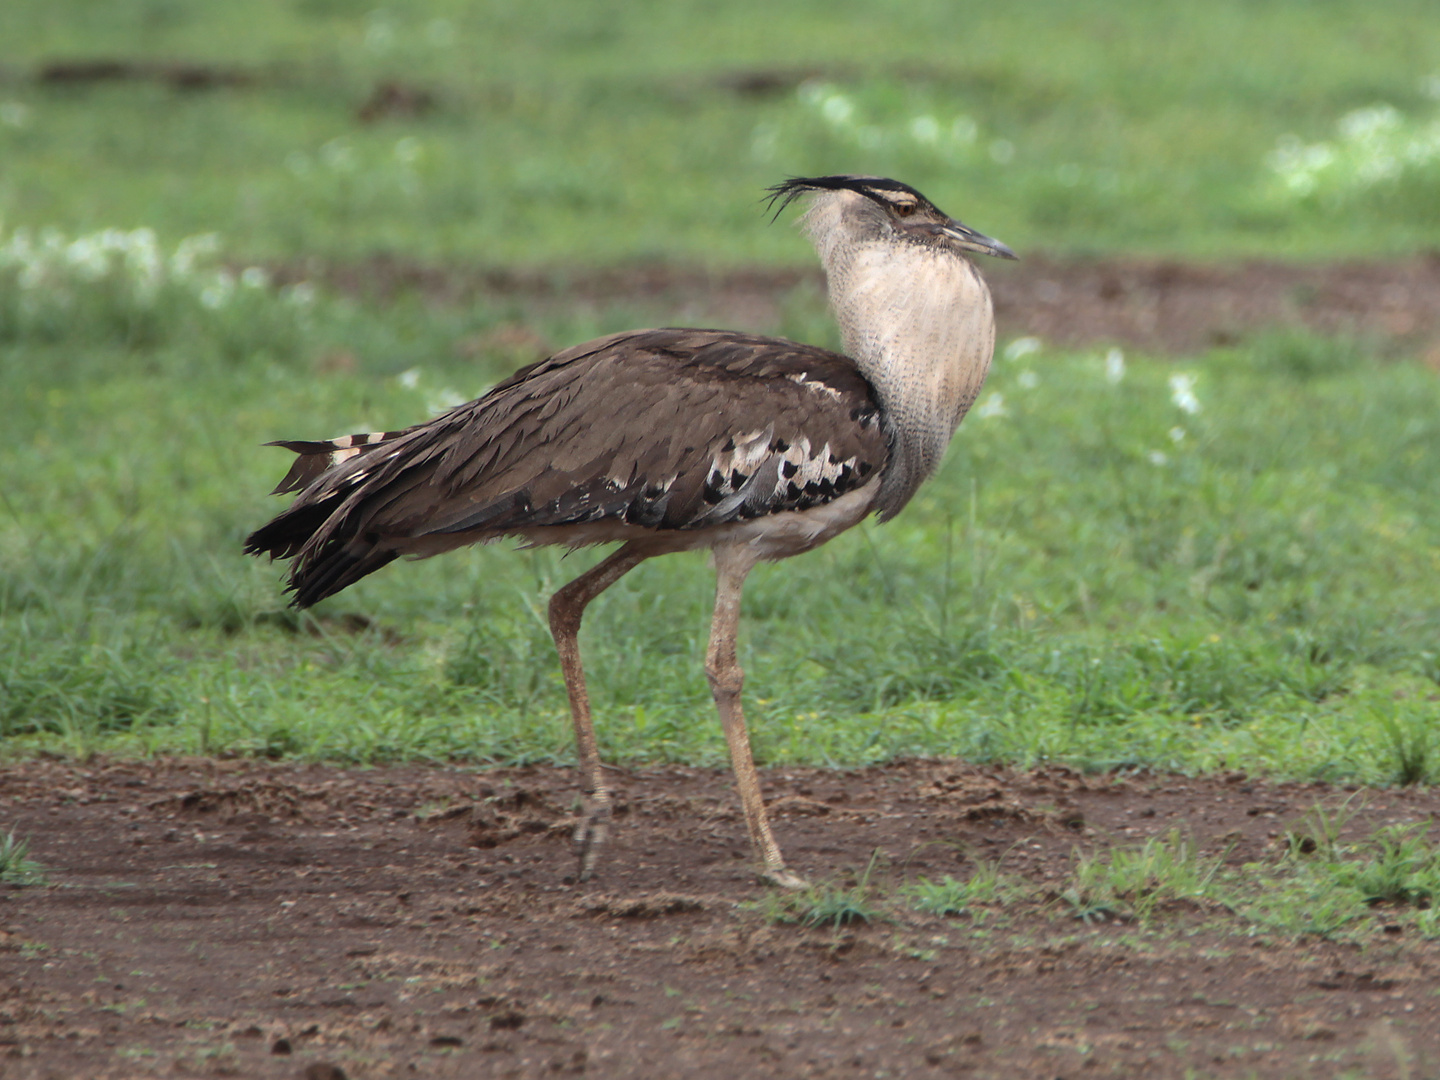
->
xmin=0 ymin=830 xmax=46 ymax=885
xmin=1241 ymin=806 xmax=1440 ymax=939
xmin=1369 ymin=702 xmax=1440 ymax=787
xmin=1059 ymin=829 xmax=1228 ymax=924
xmin=905 ymin=858 xmax=1014 ymax=917
xmin=762 ymin=854 xmax=885 ymax=929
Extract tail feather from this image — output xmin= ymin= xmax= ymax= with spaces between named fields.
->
xmin=266 ymin=429 xmax=411 ymax=495
xmin=289 ymin=543 xmax=399 ymax=609
xmin=248 ymin=432 xmax=412 ymax=607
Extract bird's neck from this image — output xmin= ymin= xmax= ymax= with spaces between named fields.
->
xmin=810 ymin=227 xmax=996 ymax=521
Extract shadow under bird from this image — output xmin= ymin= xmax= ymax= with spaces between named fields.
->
xmin=245 ymin=175 xmax=1015 ymax=888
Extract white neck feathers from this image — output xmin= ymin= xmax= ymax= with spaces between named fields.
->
xmin=801 ymin=194 xmax=996 ymax=520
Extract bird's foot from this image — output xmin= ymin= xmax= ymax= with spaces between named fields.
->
xmin=759 ymin=865 xmax=811 ymax=891
xmin=572 ymin=800 xmax=611 ymax=882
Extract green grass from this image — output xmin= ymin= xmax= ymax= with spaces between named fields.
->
xmin=2 ymin=242 xmax=1439 ymax=782
xmin=753 ymin=815 xmax=1440 ymax=943
xmin=1059 ymin=828 xmax=1227 ymax=924
xmin=0 ymin=830 xmax=46 ymax=885
xmin=905 ymin=859 xmax=1015 ymax=918
xmin=1 ymin=0 xmax=1439 ymax=261
xmin=2 ymin=1 xmax=1439 ymax=783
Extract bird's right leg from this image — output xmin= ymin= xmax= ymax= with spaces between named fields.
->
xmin=707 ymin=544 xmax=809 ymax=890
xmin=548 ymin=543 xmax=648 ymax=882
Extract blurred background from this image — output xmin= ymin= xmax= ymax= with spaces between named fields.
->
xmin=3 ymin=0 xmax=1440 ymax=260
xmin=2 ymin=1 xmax=1439 ymax=782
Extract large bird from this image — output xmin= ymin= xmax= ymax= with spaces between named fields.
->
xmin=246 ymin=175 xmax=1015 ymax=888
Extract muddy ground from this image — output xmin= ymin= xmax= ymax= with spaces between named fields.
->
xmin=2 ymin=757 xmax=1438 ymax=1079
xmin=283 ymin=253 xmax=1440 ymax=362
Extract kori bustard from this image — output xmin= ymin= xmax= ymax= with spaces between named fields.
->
xmin=245 ymin=175 xmax=1015 ymax=888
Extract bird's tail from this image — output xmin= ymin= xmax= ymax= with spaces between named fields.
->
xmin=263 ymin=428 xmax=413 ymax=495
xmin=245 ymin=430 xmax=410 ymax=608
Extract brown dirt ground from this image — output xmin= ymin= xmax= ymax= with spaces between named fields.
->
xmin=278 ymin=254 xmax=1440 ymax=362
xmin=3 ymin=757 xmax=1438 ymax=1079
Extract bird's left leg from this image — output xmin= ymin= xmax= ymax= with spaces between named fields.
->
xmin=548 ymin=543 xmax=649 ymax=881
xmin=706 ymin=544 xmax=809 ymax=890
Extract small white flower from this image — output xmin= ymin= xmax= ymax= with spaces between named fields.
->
xmin=123 ymin=229 xmax=163 ymax=299
xmin=1168 ymin=426 xmax=1186 ymax=444
xmin=426 ymin=388 xmax=468 ymax=414
xmin=241 ymin=266 xmax=269 ymax=289
xmin=1003 ymin=336 xmax=1041 ymax=362
xmin=1017 ymin=370 xmax=1039 ymax=389
xmin=199 ymin=269 xmax=235 ymax=309
xmin=282 ymin=281 xmax=316 ymax=307
xmin=1338 ymin=105 xmax=1401 ymax=141
xmin=950 ymin=116 xmax=977 ymax=146
xmin=909 ymin=115 xmax=940 ymax=145
xmin=821 ymin=94 xmax=855 ymax=127
xmin=796 ymin=80 xmax=829 ymax=106
xmin=1104 ymin=347 xmax=1125 ymax=384
xmin=975 ymin=393 xmax=1008 ymax=420
xmin=1169 ymin=373 xmax=1201 ymax=415
xmin=64 ymin=236 xmax=110 ymax=281
xmin=397 ymin=368 xmax=422 ymax=390
xmin=171 ymin=233 xmax=220 ymax=278
xmin=1147 ymin=450 xmax=1169 ymax=467
xmin=321 ymin=138 xmax=356 ymax=172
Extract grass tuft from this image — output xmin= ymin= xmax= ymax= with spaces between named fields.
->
xmin=763 ymin=853 xmax=885 ymax=929
xmin=905 ymin=858 xmax=1013 ymax=918
xmin=0 ymin=830 xmax=46 ymax=886
xmin=1371 ymin=704 xmax=1439 ymax=787
xmin=1060 ymin=829 xmax=1227 ymax=924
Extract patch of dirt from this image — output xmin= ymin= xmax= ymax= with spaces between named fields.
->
xmin=356 ymin=81 xmax=438 ymax=124
xmin=2 ymin=757 xmax=1438 ymax=1079
xmin=34 ymin=59 xmax=253 ymax=91
xmin=274 ymin=253 xmax=1440 ymax=360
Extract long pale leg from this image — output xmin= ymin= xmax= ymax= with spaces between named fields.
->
xmin=706 ymin=545 xmax=808 ymax=889
xmin=548 ymin=543 xmax=648 ymax=881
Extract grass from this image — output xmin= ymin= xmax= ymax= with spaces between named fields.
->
xmin=0 ymin=830 xmax=46 ymax=885
xmin=761 ymin=851 xmax=886 ymax=928
xmin=756 ymin=814 xmax=1440 ymax=944
xmin=1 ymin=3 xmax=1438 ymax=788
xmin=1240 ymin=816 xmax=1440 ymax=940
xmin=0 ymin=0 xmax=1439 ymax=262
xmin=1059 ymin=828 xmax=1227 ymax=924
xmin=2 ymin=242 xmax=1439 ymax=780
xmin=905 ymin=859 xmax=1014 ymax=918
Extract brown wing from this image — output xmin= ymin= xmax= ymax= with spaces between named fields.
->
xmin=245 ymin=329 xmax=888 ymax=605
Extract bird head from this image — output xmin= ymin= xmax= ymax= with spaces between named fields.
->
xmin=766 ymin=175 xmax=1017 ymax=261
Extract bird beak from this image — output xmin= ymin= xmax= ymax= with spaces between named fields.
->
xmin=939 ymin=221 xmax=1018 ymax=260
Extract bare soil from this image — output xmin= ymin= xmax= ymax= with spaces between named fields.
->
xmin=3 ymin=757 xmax=1439 ymax=1079
xmin=281 ymin=253 xmax=1440 ymax=361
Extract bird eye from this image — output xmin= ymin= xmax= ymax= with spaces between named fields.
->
xmin=893 ymin=201 xmax=917 ymax=217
